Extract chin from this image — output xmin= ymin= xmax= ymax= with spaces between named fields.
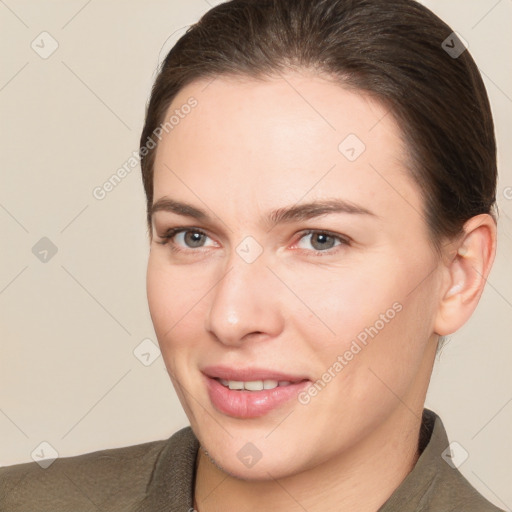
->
xmin=199 ymin=431 xmax=311 ymax=482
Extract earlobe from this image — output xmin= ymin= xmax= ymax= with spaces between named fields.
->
xmin=434 ymin=214 xmax=497 ymax=336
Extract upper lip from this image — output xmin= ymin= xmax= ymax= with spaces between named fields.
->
xmin=202 ymin=365 xmax=310 ymax=382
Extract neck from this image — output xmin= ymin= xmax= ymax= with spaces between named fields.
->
xmin=193 ymin=405 xmax=423 ymax=512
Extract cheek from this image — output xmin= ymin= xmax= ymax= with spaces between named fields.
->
xmin=146 ymin=256 xmax=189 ymax=348
xmin=288 ymin=258 xmax=403 ymax=351
xmin=146 ymin=256 xmax=173 ymax=333
xmin=146 ymin=254 xmax=208 ymax=358
xmin=295 ymin=253 xmax=435 ymax=383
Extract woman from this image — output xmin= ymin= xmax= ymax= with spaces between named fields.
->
xmin=0 ymin=0 xmax=504 ymax=510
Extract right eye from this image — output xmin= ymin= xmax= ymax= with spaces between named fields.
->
xmin=157 ymin=227 xmax=218 ymax=252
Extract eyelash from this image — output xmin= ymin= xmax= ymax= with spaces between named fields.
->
xmin=156 ymin=227 xmax=351 ymax=257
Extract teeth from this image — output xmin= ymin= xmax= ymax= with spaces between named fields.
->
xmin=218 ymin=379 xmax=294 ymax=391
xmin=264 ymin=379 xmax=282 ymax=389
xmin=244 ymin=380 xmax=264 ymax=391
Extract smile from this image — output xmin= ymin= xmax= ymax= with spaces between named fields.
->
xmin=203 ymin=371 xmax=311 ymax=418
xmin=216 ymin=378 xmax=294 ymax=391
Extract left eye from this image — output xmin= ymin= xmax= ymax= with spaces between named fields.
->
xmin=295 ymin=231 xmax=347 ymax=251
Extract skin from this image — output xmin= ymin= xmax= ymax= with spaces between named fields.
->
xmin=146 ymin=70 xmax=496 ymax=512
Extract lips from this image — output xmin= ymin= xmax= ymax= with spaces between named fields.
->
xmin=201 ymin=365 xmax=309 ymax=383
xmin=201 ymin=365 xmax=312 ymax=418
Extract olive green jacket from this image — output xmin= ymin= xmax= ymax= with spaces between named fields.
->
xmin=0 ymin=409 xmax=505 ymax=511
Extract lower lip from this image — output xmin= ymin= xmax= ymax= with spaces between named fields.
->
xmin=204 ymin=374 xmax=311 ymax=419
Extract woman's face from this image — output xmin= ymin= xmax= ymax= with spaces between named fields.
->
xmin=146 ymin=71 xmax=442 ymax=479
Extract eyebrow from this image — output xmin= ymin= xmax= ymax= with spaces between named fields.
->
xmin=151 ymin=197 xmax=377 ymax=226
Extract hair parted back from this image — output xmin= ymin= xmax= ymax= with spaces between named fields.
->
xmin=140 ymin=0 xmax=497 ymax=253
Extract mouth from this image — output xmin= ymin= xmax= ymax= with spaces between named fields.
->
xmin=201 ymin=365 xmax=311 ymax=418
xmin=214 ymin=377 xmax=302 ymax=391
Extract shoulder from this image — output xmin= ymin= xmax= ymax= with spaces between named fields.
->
xmin=0 ymin=429 xmax=191 ymax=512
xmin=381 ymin=409 xmax=505 ymax=512
xmin=427 ymin=412 xmax=505 ymax=512
xmin=427 ymin=449 xmax=505 ymax=512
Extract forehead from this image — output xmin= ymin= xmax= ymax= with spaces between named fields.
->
xmin=152 ymin=71 xmax=421 ymax=221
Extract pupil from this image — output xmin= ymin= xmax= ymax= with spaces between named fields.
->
xmin=313 ymin=233 xmax=333 ymax=250
xmin=186 ymin=232 xmax=204 ymax=247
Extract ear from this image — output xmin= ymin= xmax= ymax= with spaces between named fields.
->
xmin=434 ymin=213 xmax=497 ymax=336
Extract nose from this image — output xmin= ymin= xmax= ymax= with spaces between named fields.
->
xmin=204 ymin=252 xmax=284 ymax=346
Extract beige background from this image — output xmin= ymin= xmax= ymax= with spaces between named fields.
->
xmin=1 ymin=0 xmax=511 ymax=508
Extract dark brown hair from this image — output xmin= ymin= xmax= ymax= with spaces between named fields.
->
xmin=140 ymin=0 xmax=497 ymax=253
